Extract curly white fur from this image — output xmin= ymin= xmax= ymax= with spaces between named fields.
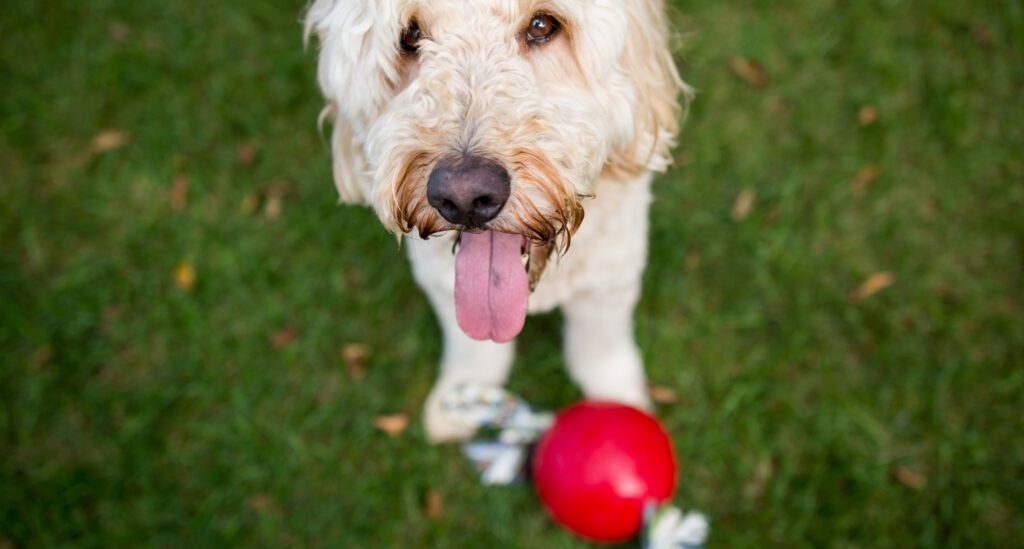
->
xmin=305 ymin=0 xmax=691 ymax=441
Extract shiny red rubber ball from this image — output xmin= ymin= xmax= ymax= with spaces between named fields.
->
xmin=532 ymin=401 xmax=677 ymax=542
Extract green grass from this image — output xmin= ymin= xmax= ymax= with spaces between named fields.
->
xmin=2 ymin=0 xmax=1022 ymax=546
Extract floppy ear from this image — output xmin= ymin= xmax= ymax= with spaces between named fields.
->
xmin=305 ymin=0 xmax=403 ymax=205
xmin=322 ymin=104 xmax=372 ymax=204
xmin=610 ymin=0 xmax=693 ymax=175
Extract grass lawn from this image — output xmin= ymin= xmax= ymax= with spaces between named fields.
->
xmin=2 ymin=0 xmax=1022 ymax=546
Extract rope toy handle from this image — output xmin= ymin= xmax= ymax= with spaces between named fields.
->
xmin=643 ymin=501 xmax=710 ymax=549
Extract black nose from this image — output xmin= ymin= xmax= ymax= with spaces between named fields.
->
xmin=427 ymin=156 xmax=510 ymax=227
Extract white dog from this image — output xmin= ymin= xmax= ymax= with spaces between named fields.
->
xmin=304 ymin=0 xmax=690 ymax=441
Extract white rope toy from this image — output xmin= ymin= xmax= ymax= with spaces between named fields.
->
xmin=442 ymin=383 xmax=710 ymax=548
xmin=643 ymin=503 xmax=711 ymax=549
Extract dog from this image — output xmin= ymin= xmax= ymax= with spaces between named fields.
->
xmin=304 ymin=0 xmax=691 ymax=442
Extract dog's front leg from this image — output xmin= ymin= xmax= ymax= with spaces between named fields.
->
xmin=408 ymin=237 xmax=516 ymax=443
xmin=422 ymin=295 xmax=515 ymax=442
xmin=563 ymin=292 xmax=651 ymax=410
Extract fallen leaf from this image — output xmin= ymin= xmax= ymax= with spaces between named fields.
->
xmin=174 ymin=262 xmax=195 ymax=291
xmin=972 ymin=25 xmax=993 ymax=49
xmin=271 ymin=327 xmax=297 ymax=349
xmin=342 ymin=343 xmax=371 ymax=380
xmin=241 ymin=193 xmax=260 ymax=215
xmin=424 ymin=489 xmax=444 ymax=518
xmin=851 ymin=272 xmax=895 ymax=301
xmin=247 ymin=493 xmax=274 ymax=511
xmin=263 ymin=184 xmax=290 ymax=221
xmin=648 ymin=385 xmax=679 ymax=405
xmin=858 ymin=105 xmax=879 ymax=126
xmin=684 ymin=251 xmax=701 ymax=272
xmin=237 ymin=143 xmax=259 ymax=166
xmin=90 ymin=130 xmax=131 ymax=154
xmin=851 ymin=164 xmax=879 ymax=196
xmin=108 ymin=21 xmax=131 ymax=42
xmin=30 ymin=345 xmax=53 ymax=370
xmin=891 ymin=465 xmax=927 ymax=490
xmin=170 ymin=174 xmax=188 ymax=212
xmin=374 ymin=414 xmax=409 ymax=437
xmin=672 ymin=151 xmax=691 ymax=167
xmin=729 ymin=57 xmax=767 ymax=87
xmin=264 ymin=195 xmax=282 ymax=220
xmin=731 ymin=188 xmax=756 ymax=221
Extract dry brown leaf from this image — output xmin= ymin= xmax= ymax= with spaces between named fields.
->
xmin=170 ymin=174 xmax=188 ymax=212
xmin=90 ymin=130 xmax=131 ymax=154
xmin=342 ymin=343 xmax=371 ymax=380
xmin=374 ymin=414 xmax=409 ymax=437
xmin=891 ymin=465 xmax=927 ymax=490
xmin=264 ymin=195 xmax=282 ymax=220
xmin=247 ymin=493 xmax=274 ymax=511
xmin=851 ymin=164 xmax=880 ymax=196
xmin=729 ymin=57 xmax=767 ymax=87
xmin=271 ymin=327 xmax=297 ymax=349
xmin=241 ymin=193 xmax=260 ymax=215
xmin=685 ymin=251 xmax=701 ymax=273
xmin=972 ymin=25 xmax=993 ymax=49
xmin=731 ymin=188 xmax=756 ymax=221
xmin=648 ymin=385 xmax=679 ymax=405
xmin=851 ymin=272 xmax=895 ymax=301
xmin=237 ymin=143 xmax=259 ymax=166
xmin=672 ymin=151 xmax=691 ymax=167
xmin=108 ymin=22 xmax=131 ymax=42
xmin=30 ymin=345 xmax=53 ymax=370
xmin=857 ymin=105 xmax=880 ymax=126
xmin=424 ymin=490 xmax=444 ymax=518
xmin=174 ymin=262 xmax=195 ymax=292
xmin=262 ymin=185 xmax=290 ymax=220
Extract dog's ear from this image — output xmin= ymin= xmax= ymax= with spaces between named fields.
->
xmin=305 ymin=0 xmax=403 ymax=205
xmin=322 ymin=104 xmax=372 ymax=204
xmin=610 ymin=0 xmax=692 ymax=175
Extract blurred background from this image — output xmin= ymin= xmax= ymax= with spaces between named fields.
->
xmin=2 ymin=0 xmax=1022 ymax=546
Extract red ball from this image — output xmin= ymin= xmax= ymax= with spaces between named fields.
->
xmin=532 ymin=401 xmax=677 ymax=542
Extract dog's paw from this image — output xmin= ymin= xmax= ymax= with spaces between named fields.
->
xmin=422 ymin=390 xmax=477 ymax=443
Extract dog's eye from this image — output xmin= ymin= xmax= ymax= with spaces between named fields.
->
xmin=400 ymin=22 xmax=422 ymax=54
xmin=525 ymin=14 xmax=560 ymax=44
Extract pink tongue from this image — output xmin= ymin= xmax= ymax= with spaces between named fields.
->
xmin=455 ymin=230 xmax=529 ymax=343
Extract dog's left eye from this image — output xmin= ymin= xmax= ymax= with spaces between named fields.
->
xmin=525 ymin=14 xmax=560 ymax=44
xmin=400 ymin=22 xmax=422 ymax=54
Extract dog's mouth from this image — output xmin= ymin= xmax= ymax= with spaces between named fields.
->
xmin=453 ymin=230 xmax=553 ymax=343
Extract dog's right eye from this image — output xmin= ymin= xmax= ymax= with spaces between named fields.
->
xmin=525 ymin=13 xmax=560 ymax=44
xmin=400 ymin=22 xmax=422 ymax=55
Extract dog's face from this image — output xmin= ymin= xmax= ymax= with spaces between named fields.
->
xmin=306 ymin=0 xmax=687 ymax=249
